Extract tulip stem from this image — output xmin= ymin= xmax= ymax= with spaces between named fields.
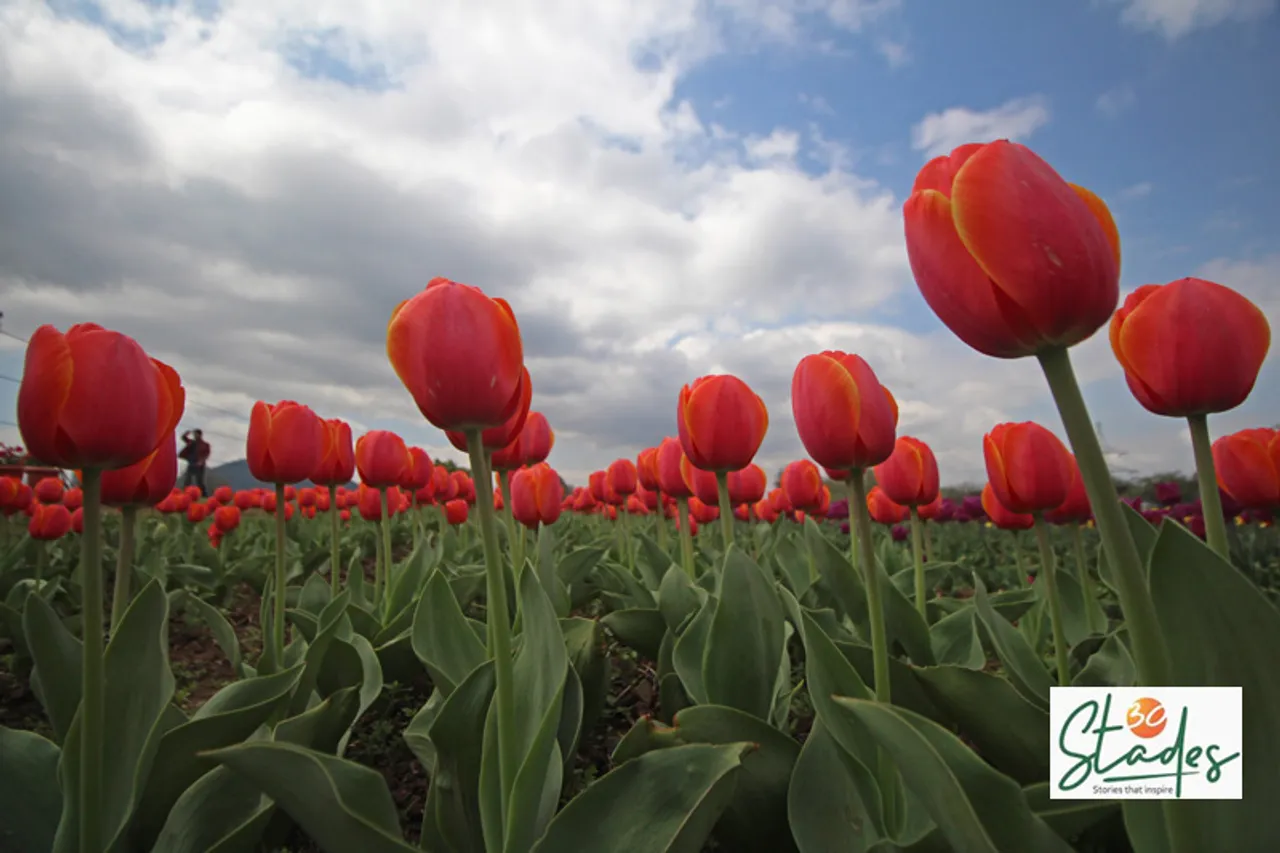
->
xmin=329 ymin=485 xmax=341 ymax=597
xmin=714 ymin=472 xmax=734 ymax=555
xmin=499 ymin=471 xmax=524 ymax=573
xmin=1072 ymin=525 xmax=1101 ymax=634
xmin=466 ymin=431 xmax=517 ymax=833
xmin=110 ymin=505 xmax=137 ymax=635
xmin=676 ymin=496 xmax=696 ymax=579
xmin=654 ymin=489 xmax=668 ymax=551
xmin=619 ymin=509 xmax=636 ymax=575
xmin=380 ymin=490 xmax=394 ymax=618
xmin=846 ymin=473 xmax=890 ymax=703
xmin=1037 ymin=347 xmax=1172 ymax=684
xmin=1187 ymin=414 xmax=1230 ymax=560
xmin=1033 ymin=517 xmax=1071 ymax=686
xmin=35 ymin=542 xmax=47 ymax=588
xmin=78 ymin=468 xmax=105 ymax=853
xmin=273 ymin=482 xmax=287 ymax=670
xmin=908 ymin=508 xmax=927 ymax=621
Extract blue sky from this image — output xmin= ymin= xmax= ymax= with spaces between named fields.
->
xmin=0 ymin=0 xmax=1276 ymax=484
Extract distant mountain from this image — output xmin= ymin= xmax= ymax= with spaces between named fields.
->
xmin=206 ymin=458 xmax=356 ymax=492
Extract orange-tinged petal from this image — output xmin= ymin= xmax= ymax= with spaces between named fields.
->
xmin=59 ymin=327 xmax=158 ymax=468
xmin=911 ymin=143 xmax=984 ymax=196
xmin=1070 ymin=183 xmax=1121 ymax=272
xmin=245 ymin=402 xmax=273 ymax=481
xmin=17 ymin=325 xmax=74 ymax=467
xmin=903 ymin=189 xmax=1041 ymax=358
xmin=950 ymin=141 xmax=1119 ymax=348
xmin=791 ymin=354 xmax=861 ymax=468
xmin=151 ymin=358 xmax=186 ymax=445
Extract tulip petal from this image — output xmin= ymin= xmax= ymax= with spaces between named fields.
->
xmin=903 ymin=189 xmax=1041 ymax=358
xmin=1213 ymin=433 xmax=1280 ymax=508
xmin=17 ymin=325 xmax=75 ymax=466
xmin=60 ymin=328 xmax=159 ymax=468
xmin=792 ymin=354 xmax=862 ymax=469
xmin=950 ymin=142 xmax=1119 ymax=347
xmin=1069 ymin=183 xmax=1121 ymax=272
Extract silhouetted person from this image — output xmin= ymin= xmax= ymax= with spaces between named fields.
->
xmin=180 ymin=429 xmax=211 ymax=496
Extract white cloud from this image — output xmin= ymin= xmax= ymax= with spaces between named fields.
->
xmin=1112 ymin=0 xmax=1276 ymax=39
xmin=876 ymin=38 xmax=910 ymax=68
xmin=1096 ymin=84 xmax=1137 ymax=117
xmin=1119 ymin=181 xmax=1154 ymax=199
xmin=910 ymin=96 xmax=1050 ymax=160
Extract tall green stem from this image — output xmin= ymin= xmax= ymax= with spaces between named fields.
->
xmin=1037 ymin=347 xmax=1171 ymax=683
xmin=1037 ymin=348 xmax=1195 ymax=853
xmin=1072 ymin=525 xmax=1101 ymax=634
xmin=676 ymin=496 xmax=696 ymax=579
xmin=654 ymin=489 xmax=668 ymax=551
xmin=110 ymin=505 xmax=137 ymax=634
xmin=1033 ymin=517 xmax=1071 ymax=686
xmin=379 ymin=490 xmax=394 ymax=617
xmin=78 ymin=468 xmax=105 ymax=853
xmin=329 ymin=485 xmax=341 ymax=597
xmin=714 ymin=472 xmax=734 ymax=554
xmin=35 ymin=541 xmax=47 ymax=588
xmin=273 ymin=483 xmax=287 ymax=669
xmin=847 ymin=473 xmax=889 ymax=703
xmin=466 ymin=431 xmax=517 ymax=832
xmin=908 ymin=508 xmax=927 ymax=620
xmin=499 ymin=471 xmax=524 ymax=572
xmin=619 ymin=509 xmax=636 ymax=574
xmin=1187 ymin=414 xmax=1230 ymax=559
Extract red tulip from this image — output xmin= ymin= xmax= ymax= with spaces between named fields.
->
xmin=246 ymin=401 xmax=326 ymax=485
xmin=355 ymin=430 xmax=412 ymax=489
xmin=71 ymin=506 xmax=83 ymax=534
xmin=1045 ymin=457 xmax=1092 ymax=524
xmin=494 ymin=411 xmax=553 ymax=469
xmin=18 ymin=324 xmax=185 ymax=469
xmin=727 ymin=463 xmax=767 ymax=506
xmin=677 ymin=375 xmax=769 ymax=472
xmin=983 ymin=422 xmax=1074 ymax=514
xmin=510 ymin=462 xmax=564 ymax=528
xmin=1110 ymin=278 xmax=1270 ymax=417
xmin=358 ymin=483 xmax=402 ymax=522
xmin=214 ymin=505 xmax=241 ymax=533
xmin=62 ymin=487 xmax=83 ymax=510
xmin=1213 ymin=428 xmax=1280 ymax=509
xmin=29 ymin=502 xmax=72 ymax=540
xmin=655 ymin=437 xmax=692 ymax=499
xmin=33 ymin=477 xmax=64 ymax=504
xmin=637 ymin=447 xmax=660 ymax=492
xmin=451 ymin=470 xmax=475 ymax=504
xmin=792 ymin=351 xmax=898 ymax=471
xmin=606 ymin=459 xmax=638 ymax=498
xmin=866 ymin=486 xmax=909 ymax=525
xmin=679 ymin=456 xmax=720 ymax=506
xmin=781 ymin=459 xmax=825 ymax=512
xmin=187 ymin=502 xmax=208 ymax=524
xmin=312 ymin=418 xmax=356 ymax=485
xmin=446 ymin=366 xmax=533 ymax=453
xmin=902 ymin=140 xmax=1121 ymax=358
xmin=444 ymin=498 xmax=469 ymax=525
xmin=101 ymin=434 xmax=178 ymax=507
xmin=874 ymin=436 xmax=940 ymax=508
xmin=982 ymin=483 xmax=1034 ymax=531
xmin=388 ymin=277 xmax=526 ymax=431
xmin=0 ymin=477 xmax=32 ymax=516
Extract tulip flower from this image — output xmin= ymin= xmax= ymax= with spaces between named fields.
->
xmin=874 ymin=436 xmax=941 ymax=617
xmin=677 ymin=374 xmax=768 ymax=552
xmin=29 ymin=501 xmax=71 ymax=541
xmin=0 ymin=477 xmax=32 ymax=516
xmin=981 ymin=483 xmax=1034 ymax=531
xmin=781 ymin=460 xmax=825 ymax=512
xmin=903 ymin=141 xmax=1120 ymax=359
xmin=213 ymin=485 xmax=233 ymax=504
xmin=444 ymin=498 xmax=469 ymax=525
xmin=511 ymin=462 xmax=565 ymax=529
xmin=515 ymin=411 xmax=555 ymax=466
xmin=984 ymin=421 xmax=1077 ymax=684
xmin=34 ymin=477 xmax=63 ymax=504
xmin=355 ymin=430 xmax=415 ymax=606
xmin=866 ymin=487 xmax=909 ymax=525
xmin=1213 ymin=428 xmax=1280 ymax=510
xmin=71 ymin=506 xmax=83 ymax=534
xmin=446 ymin=366 xmax=534 ymax=455
xmin=903 ymin=141 xmax=1177 ymax=701
xmin=15 ymin=325 xmax=187 ymax=853
xmin=1110 ymin=278 xmax=1271 ymax=557
xmin=246 ymin=399 xmax=325 ymax=673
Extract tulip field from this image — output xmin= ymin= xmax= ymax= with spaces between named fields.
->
xmin=0 ymin=140 xmax=1277 ymax=853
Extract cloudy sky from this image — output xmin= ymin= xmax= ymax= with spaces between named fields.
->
xmin=0 ymin=0 xmax=1277 ymax=487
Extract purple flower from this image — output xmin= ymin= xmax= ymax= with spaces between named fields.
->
xmin=890 ymin=524 xmax=909 ymax=542
xmin=827 ymin=498 xmax=849 ymax=520
xmin=1154 ymin=481 xmax=1182 ymax=506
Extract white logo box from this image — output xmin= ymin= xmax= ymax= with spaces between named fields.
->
xmin=1048 ymin=686 xmax=1243 ymax=800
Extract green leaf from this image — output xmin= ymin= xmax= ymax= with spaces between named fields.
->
xmin=150 ymin=761 xmax=273 ymax=853
xmin=556 ymin=546 xmax=607 ymax=587
xmin=22 ymin=592 xmax=83 ymax=744
xmin=412 ymin=571 xmax=487 ymax=695
xmin=205 ymin=741 xmax=415 ymax=852
xmin=600 ymin=607 xmax=667 ymax=661
xmin=1097 ymin=503 xmax=1156 ymax=591
xmin=1135 ymin=520 xmax=1280 ymax=851
xmin=912 ymin=665 xmax=1050 ymax=785
xmin=702 ymin=548 xmax=787 ymax=721
xmin=52 ymin=580 xmax=175 ymax=853
xmin=929 ymin=609 xmax=985 ymax=670
xmin=787 ymin=719 xmax=888 ymax=853
xmin=971 ymin=576 xmax=1051 ymax=709
xmin=298 ymin=571 xmax=332 ymax=616
xmin=117 ymin=664 xmax=305 ymax=851
xmin=657 ymin=566 xmax=704 ymax=634
xmin=0 ymin=725 xmax=62 ymax=853
xmin=1022 ymin=782 xmax=1120 ymax=843
xmin=1070 ymin=632 xmax=1135 ymax=688
xmin=530 ymin=743 xmax=752 ymax=853
xmin=833 ymin=699 xmax=1073 ymax=853
xmin=672 ymin=595 xmax=717 ymax=705
xmin=561 ymin=617 xmax=609 ymax=745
